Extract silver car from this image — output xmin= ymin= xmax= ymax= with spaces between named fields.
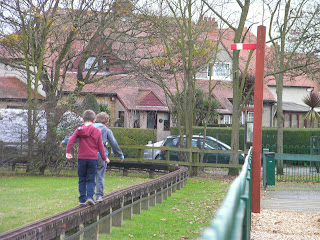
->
xmin=143 ymin=140 xmax=164 ymax=159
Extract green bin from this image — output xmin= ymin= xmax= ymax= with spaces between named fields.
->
xmin=266 ymin=155 xmax=275 ymax=185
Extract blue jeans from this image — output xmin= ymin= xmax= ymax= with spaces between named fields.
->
xmin=78 ymin=159 xmax=97 ymax=203
xmin=95 ymin=156 xmax=107 ymax=198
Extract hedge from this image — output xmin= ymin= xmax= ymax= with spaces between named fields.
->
xmin=170 ymin=126 xmax=320 ymax=153
xmin=109 ymin=127 xmax=156 ymax=158
xmin=107 ymin=126 xmax=320 ymax=156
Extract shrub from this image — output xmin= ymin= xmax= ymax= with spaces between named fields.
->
xmin=110 ymin=128 xmax=156 ymax=158
xmin=81 ymin=94 xmax=100 ymax=114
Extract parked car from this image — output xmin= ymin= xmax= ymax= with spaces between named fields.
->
xmin=159 ymin=135 xmax=244 ymax=164
xmin=143 ymin=140 xmax=164 ymax=159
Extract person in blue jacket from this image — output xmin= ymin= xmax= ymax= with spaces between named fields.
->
xmin=61 ymin=112 xmax=124 ymax=203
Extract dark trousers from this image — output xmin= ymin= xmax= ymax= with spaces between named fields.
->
xmin=78 ymin=159 xmax=97 ymax=203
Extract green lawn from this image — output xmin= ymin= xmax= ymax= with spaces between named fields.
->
xmin=100 ymin=177 xmax=230 ymax=240
xmin=0 ymin=172 xmax=230 ymax=239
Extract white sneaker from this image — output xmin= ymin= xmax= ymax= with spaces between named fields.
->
xmin=96 ymin=196 xmax=103 ymax=202
xmin=86 ymin=198 xmax=94 ymax=206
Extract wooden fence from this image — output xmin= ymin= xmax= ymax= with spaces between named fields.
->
xmin=0 ymin=141 xmax=246 ymax=176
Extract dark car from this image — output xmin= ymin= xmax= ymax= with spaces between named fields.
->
xmin=159 ymin=135 xmax=244 ymax=164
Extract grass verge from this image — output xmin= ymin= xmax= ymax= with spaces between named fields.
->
xmin=100 ymin=177 xmax=230 ymax=240
xmin=0 ymin=171 xmax=230 ymax=239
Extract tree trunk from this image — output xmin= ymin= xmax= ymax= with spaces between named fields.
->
xmin=276 ymin=74 xmax=284 ymax=175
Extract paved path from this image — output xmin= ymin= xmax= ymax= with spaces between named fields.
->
xmin=261 ymin=184 xmax=320 ymax=212
xmin=251 ymin=184 xmax=320 ymax=239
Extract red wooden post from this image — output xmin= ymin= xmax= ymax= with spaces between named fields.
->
xmin=231 ymin=26 xmax=266 ymax=213
xmin=252 ymin=25 xmax=266 ymax=213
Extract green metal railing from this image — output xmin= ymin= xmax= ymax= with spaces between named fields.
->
xmin=261 ymin=144 xmax=315 ymax=154
xmin=273 ymin=154 xmax=320 ymax=182
xmin=199 ymin=147 xmax=252 ymax=240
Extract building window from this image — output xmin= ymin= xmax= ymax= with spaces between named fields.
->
xmin=85 ymin=57 xmax=98 ymax=70
xmin=241 ymin=111 xmax=254 ymax=124
xmin=116 ymin=111 xmax=124 ymax=127
xmin=248 ymin=112 xmax=254 ymax=122
xmin=208 ymin=63 xmax=231 ymax=80
xmin=133 ymin=112 xmax=140 ymax=128
xmin=284 ymin=114 xmax=290 ymax=128
xmin=224 ymin=115 xmax=231 ymax=124
xmin=163 ymin=113 xmax=170 ymax=130
xmin=292 ymin=114 xmax=298 ymax=128
xmin=147 ymin=112 xmax=157 ymax=129
xmin=85 ymin=56 xmax=109 ymax=72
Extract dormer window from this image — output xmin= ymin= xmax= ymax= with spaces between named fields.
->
xmin=208 ymin=63 xmax=231 ymax=80
xmin=85 ymin=57 xmax=98 ymax=70
xmin=85 ymin=56 xmax=109 ymax=72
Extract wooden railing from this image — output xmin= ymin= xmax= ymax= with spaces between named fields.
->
xmin=0 ymin=141 xmax=247 ymax=176
xmin=115 ymin=145 xmax=247 ymax=176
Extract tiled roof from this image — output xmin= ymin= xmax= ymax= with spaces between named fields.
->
xmin=196 ymin=79 xmax=276 ymax=114
xmin=63 ymin=72 xmax=169 ymax=111
xmin=217 ymin=28 xmax=317 ymax=91
xmin=0 ymin=25 xmax=309 ymax=115
xmin=0 ymin=76 xmax=45 ymax=100
xmin=117 ymin=86 xmax=168 ymax=111
xmin=196 ymin=80 xmax=233 ymax=114
xmin=218 ymin=28 xmax=257 ymax=75
xmin=267 ymin=74 xmax=314 ymax=88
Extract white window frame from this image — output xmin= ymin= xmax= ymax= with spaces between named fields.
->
xmin=241 ymin=111 xmax=254 ymax=124
xmin=224 ymin=115 xmax=231 ymax=124
xmin=208 ymin=62 xmax=231 ymax=80
xmin=163 ymin=113 xmax=170 ymax=131
xmin=248 ymin=112 xmax=254 ymax=122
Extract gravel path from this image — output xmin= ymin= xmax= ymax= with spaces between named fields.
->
xmin=251 ymin=184 xmax=320 ymax=240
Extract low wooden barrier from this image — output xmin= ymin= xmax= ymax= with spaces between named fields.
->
xmin=0 ymin=164 xmax=189 ymax=240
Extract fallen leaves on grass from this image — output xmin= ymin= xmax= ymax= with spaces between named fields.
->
xmin=171 ymin=207 xmax=181 ymax=212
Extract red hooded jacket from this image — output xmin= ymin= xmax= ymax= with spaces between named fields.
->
xmin=66 ymin=124 xmax=107 ymax=161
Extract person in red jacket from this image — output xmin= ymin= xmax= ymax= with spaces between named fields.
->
xmin=66 ymin=109 xmax=109 ymax=206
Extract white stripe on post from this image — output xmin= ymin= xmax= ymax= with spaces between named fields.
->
xmin=231 ymin=43 xmax=257 ymax=50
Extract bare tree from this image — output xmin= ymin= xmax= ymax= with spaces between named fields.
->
xmin=203 ymin=0 xmax=252 ymax=175
xmin=0 ymin=0 xmax=136 ymax=173
xmin=133 ymin=0 xmax=220 ymax=162
xmin=264 ymin=0 xmax=319 ymax=174
xmin=0 ymin=0 xmax=61 ymax=171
